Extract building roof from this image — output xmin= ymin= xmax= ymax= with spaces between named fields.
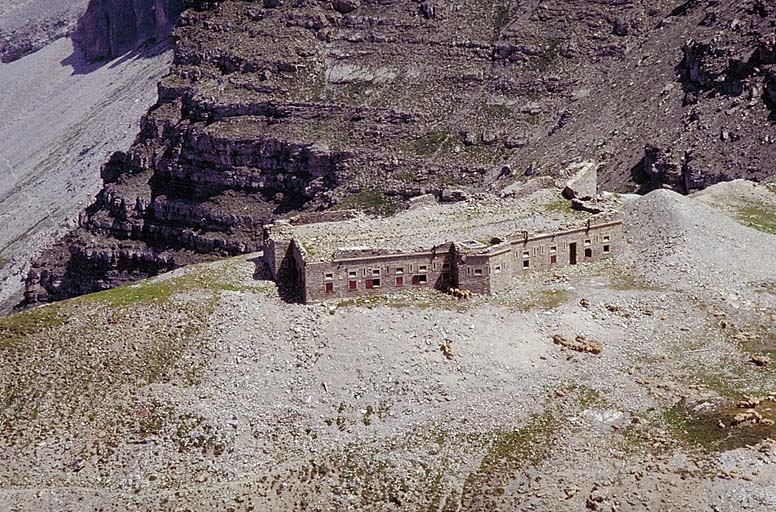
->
xmin=272 ymin=189 xmax=620 ymax=262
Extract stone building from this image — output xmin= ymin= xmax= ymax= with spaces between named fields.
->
xmin=264 ymin=206 xmax=623 ymax=303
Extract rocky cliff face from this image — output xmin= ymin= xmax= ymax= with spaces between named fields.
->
xmin=75 ymin=0 xmax=185 ymax=61
xmin=23 ymin=0 xmax=776 ymax=305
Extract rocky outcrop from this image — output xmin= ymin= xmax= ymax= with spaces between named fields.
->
xmin=74 ymin=0 xmax=185 ymax=61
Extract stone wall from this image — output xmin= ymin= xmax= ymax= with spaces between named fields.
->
xmin=302 ymin=244 xmax=455 ymax=303
xmin=270 ymin=220 xmax=623 ymax=303
xmin=456 ymin=221 xmax=623 ymax=293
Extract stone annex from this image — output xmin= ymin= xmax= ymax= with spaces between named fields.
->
xmin=262 ymin=165 xmax=623 ymax=303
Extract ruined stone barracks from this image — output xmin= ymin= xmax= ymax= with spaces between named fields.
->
xmin=263 ymin=188 xmax=623 ymax=303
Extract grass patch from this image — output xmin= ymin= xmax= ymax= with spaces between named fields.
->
xmin=610 ymin=270 xmax=663 ymax=292
xmin=494 ymin=5 xmax=511 ymax=32
xmin=736 ymin=206 xmax=776 ymax=235
xmin=544 ymin=198 xmax=573 ymax=213
xmin=335 ymin=189 xmax=402 ymax=216
xmin=0 ymin=305 xmax=67 ymax=347
xmin=459 ymin=413 xmax=557 ymax=509
xmin=662 ymin=399 xmax=776 ymax=452
xmin=482 ymin=103 xmax=513 ymax=119
xmin=512 ymin=289 xmax=574 ymax=312
xmin=413 ymin=130 xmax=454 ymax=157
xmin=85 ymin=280 xmax=175 ymax=307
xmin=77 ymin=257 xmax=266 ymax=308
xmin=526 ymin=36 xmax=563 ymax=72
xmin=576 ymin=385 xmax=606 ymax=408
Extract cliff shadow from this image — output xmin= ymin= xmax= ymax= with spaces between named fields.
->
xmin=61 ymin=0 xmax=183 ymax=75
xmin=61 ymin=39 xmax=171 ymax=76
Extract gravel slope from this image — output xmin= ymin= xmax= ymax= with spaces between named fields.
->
xmin=0 ymin=37 xmax=172 ymax=311
xmin=622 ymin=187 xmax=776 ymax=294
xmin=1 ymin=184 xmax=775 ymax=511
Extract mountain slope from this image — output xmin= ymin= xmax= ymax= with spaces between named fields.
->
xmin=23 ymin=0 xmax=776 ymax=305
xmin=3 ymin=183 xmax=776 ymax=510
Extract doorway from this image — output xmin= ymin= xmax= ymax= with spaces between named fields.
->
xmin=569 ymin=242 xmax=577 ymax=265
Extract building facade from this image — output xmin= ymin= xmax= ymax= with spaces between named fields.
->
xmin=265 ymin=216 xmax=623 ymax=303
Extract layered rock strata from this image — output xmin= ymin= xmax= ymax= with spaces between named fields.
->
xmin=25 ymin=0 xmax=776 ymax=304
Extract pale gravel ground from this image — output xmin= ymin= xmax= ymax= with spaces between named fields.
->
xmin=1 ymin=183 xmax=775 ymax=511
xmin=0 ymin=37 xmax=172 ymax=311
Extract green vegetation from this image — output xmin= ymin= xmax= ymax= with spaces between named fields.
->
xmin=459 ymin=413 xmax=557 ymax=508
xmin=413 ymin=129 xmax=453 ymax=157
xmin=0 ymin=305 xmax=66 ymax=347
xmin=661 ymin=399 xmax=776 ymax=452
xmin=77 ymin=257 xmax=266 ymax=309
xmin=85 ymin=280 xmax=175 ymax=307
xmin=609 ymin=268 xmax=664 ymax=292
xmin=336 ymin=189 xmax=402 ymax=217
xmin=576 ymin=385 xmax=606 ymax=408
xmin=527 ymin=36 xmax=563 ymax=72
xmin=512 ymin=288 xmax=574 ymax=312
xmin=544 ymin=197 xmax=573 ymax=213
xmin=494 ymin=5 xmax=511 ymax=33
xmin=736 ymin=205 xmax=776 ymax=235
xmin=482 ymin=103 xmax=513 ymax=119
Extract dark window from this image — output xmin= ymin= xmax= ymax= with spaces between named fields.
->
xmin=551 ymin=255 xmax=557 ymax=264
xmin=442 ymin=272 xmax=450 ymax=281
xmin=412 ymin=275 xmax=428 ymax=285
xmin=603 ymin=245 xmax=610 ymax=254
xmin=474 ymin=268 xmax=483 ymax=276
xmin=523 ymin=260 xmax=530 ymax=269
xmin=349 ymin=280 xmax=357 ymax=291
xmin=585 ymin=248 xmax=593 ymax=258
xmin=396 ymin=276 xmax=404 ymax=287
xmin=325 ymin=282 xmax=334 ymax=294
xmin=366 ymin=279 xmax=381 ymax=289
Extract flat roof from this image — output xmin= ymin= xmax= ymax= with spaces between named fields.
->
xmin=274 ymin=189 xmax=620 ymax=262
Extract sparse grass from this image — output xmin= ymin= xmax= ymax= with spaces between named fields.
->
xmin=459 ymin=412 xmax=557 ymax=508
xmin=394 ymin=170 xmax=416 ymax=181
xmin=84 ymin=280 xmax=175 ymax=307
xmin=336 ymin=189 xmax=402 ymax=217
xmin=0 ymin=305 xmax=67 ymax=347
xmin=413 ymin=130 xmax=454 ymax=157
xmin=75 ymin=257 xmax=265 ymax=309
xmin=576 ymin=385 xmax=606 ymax=408
xmin=511 ymin=288 xmax=574 ymax=312
xmin=608 ymin=264 xmax=665 ymax=292
xmin=661 ymin=399 xmax=776 ymax=452
xmin=336 ymin=290 xmax=468 ymax=311
xmin=526 ymin=36 xmax=563 ymax=72
xmin=751 ymin=281 xmax=776 ymax=295
xmin=494 ymin=5 xmax=511 ymax=32
xmin=544 ymin=197 xmax=573 ymax=213
xmin=736 ymin=205 xmax=776 ymax=235
xmin=482 ymin=103 xmax=513 ymax=119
